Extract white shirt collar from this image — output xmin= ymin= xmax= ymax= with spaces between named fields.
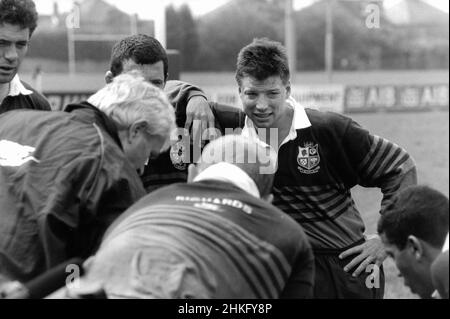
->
xmin=242 ymin=96 xmax=311 ymax=147
xmin=8 ymin=75 xmax=33 ymax=97
xmin=193 ymin=162 xmax=261 ymax=198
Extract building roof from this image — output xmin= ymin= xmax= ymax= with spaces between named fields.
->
xmin=384 ymin=0 xmax=448 ymax=26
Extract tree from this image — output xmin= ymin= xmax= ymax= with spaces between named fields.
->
xmin=196 ymin=0 xmax=283 ymax=70
xmin=166 ymin=4 xmax=200 ymax=71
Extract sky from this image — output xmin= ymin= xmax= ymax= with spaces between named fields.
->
xmin=34 ymin=0 xmax=449 ymax=19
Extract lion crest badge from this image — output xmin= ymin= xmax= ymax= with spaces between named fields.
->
xmin=170 ymin=139 xmax=188 ymax=171
xmin=297 ymin=143 xmax=320 ymax=174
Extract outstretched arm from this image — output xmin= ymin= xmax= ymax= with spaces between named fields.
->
xmin=164 ymin=80 xmax=215 ymax=143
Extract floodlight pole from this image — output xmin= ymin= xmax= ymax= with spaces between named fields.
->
xmin=67 ymin=24 xmax=76 ymax=75
xmin=325 ymin=0 xmax=334 ymax=83
xmin=154 ymin=0 xmax=167 ymax=48
xmin=130 ymin=14 xmax=138 ymax=35
xmin=285 ymin=0 xmax=296 ymax=82
xmin=65 ymin=2 xmax=142 ymax=75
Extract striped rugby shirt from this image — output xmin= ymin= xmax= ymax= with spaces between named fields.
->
xmin=89 ymin=181 xmax=314 ymax=298
xmin=243 ymin=100 xmax=417 ymax=250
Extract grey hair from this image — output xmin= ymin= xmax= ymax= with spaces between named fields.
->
xmin=88 ymin=71 xmax=176 ymax=144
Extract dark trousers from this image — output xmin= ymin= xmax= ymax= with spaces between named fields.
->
xmin=313 ymin=239 xmax=385 ymax=299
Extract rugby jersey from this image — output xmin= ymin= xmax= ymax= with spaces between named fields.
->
xmin=0 ymin=75 xmax=51 ymax=114
xmin=142 ymin=100 xmax=245 ymax=193
xmin=243 ymin=104 xmax=417 ymax=250
xmin=88 ymin=181 xmax=314 ymax=299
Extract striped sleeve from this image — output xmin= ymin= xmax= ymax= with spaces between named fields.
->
xmin=344 ymin=121 xmax=417 ymax=214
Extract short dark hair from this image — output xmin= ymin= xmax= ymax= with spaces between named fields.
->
xmin=109 ymin=34 xmax=169 ymax=80
xmin=378 ymin=185 xmax=449 ymax=250
xmin=235 ymin=38 xmax=290 ymax=86
xmin=0 ymin=0 xmax=38 ymax=35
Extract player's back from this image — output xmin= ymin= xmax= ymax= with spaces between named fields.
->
xmin=86 ymin=180 xmax=313 ymax=298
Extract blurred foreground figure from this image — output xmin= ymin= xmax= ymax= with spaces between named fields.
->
xmin=236 ymin=38 xmax=417 ymax=298
xmin=0 ymin=73 xmax=176 ymax=282
xmin=0 ymin=0 xmax=50 ymax=113
xmin=57 ymin=135 xmax=314 ymax=299
xmin=378 ymin=185 xmax=449 ymax=299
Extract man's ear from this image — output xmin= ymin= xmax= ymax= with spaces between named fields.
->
xmin=285 ymin=81 xmax=291 ymax=98
xmin=262 ymin=193 xmax=274 ymax=204
xmin=105 ymin=71 xmax=114 ymax=84
xmin=407 ymin=235 xmax=424 ymax=260
xmin=187 ymin=164 xmax=199 ymax=183
xmin=127 ymin=121 xmax=148 ymax=143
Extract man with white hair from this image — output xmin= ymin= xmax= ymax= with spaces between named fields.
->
xmin=59 ymin=135 xmax=314 ymax=299
xmin=0 ymin=72 xmax=176 ymax=282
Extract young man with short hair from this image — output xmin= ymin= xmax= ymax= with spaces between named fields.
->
xmin=236 ymin=38 xmax=417 ymax=298
xmin=0 ymin=0 xmax=50 ymax=114
xmin=378 ymin=185 xmax=449 ymax=299
xmin=107 ymin=34 xmax=245 ymax=192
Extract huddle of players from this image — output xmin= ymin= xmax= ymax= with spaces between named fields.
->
xmin=0 ymin=0 xmax=448 ymax=299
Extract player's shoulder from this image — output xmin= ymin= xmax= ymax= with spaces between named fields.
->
xmin=304 ymin=108 xmax=357 ymax=139
xmin=305 ymin=108 xmax=353 ymax=127
xmin=21 ymin=81 xmax=51 ymax=110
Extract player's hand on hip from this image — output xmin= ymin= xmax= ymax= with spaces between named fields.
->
xmin=339 ymin=234 xmax=387 ymax=277
xmin=184 ymin=96 xmax=216 ymax=147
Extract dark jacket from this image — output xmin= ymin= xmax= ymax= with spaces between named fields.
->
xmin=0 ymin=103 xmax=146 ymax=281
xmin=0 ymin=81 xmax=51 ymax=114
xmin=94 ymin=181 xmax=314 ymax=298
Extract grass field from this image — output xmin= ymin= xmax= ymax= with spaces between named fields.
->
xmin=350 ymin=111 xmax=449 ymax=299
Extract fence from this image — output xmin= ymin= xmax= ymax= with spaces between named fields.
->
xmin=44 ymin=83 xmax=449 ymax=113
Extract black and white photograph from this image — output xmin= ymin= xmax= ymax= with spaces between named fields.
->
xmin=0 ymin=0 xmax=448 ymax=304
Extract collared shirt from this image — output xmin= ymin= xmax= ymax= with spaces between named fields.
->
xmin=0 ymin=75 xmax=50 ymax=114
xmin=242 ymin=97 xmax=311 ymax=149
xmin=194 ymin=162 xmax=260 ymax=198
xmin=8 ymin=75 xmax=33 ymax=97
xmin=241 ymin=96 xmax=416 ymax=252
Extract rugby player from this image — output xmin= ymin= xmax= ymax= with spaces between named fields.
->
xmin=378 ymin=185 xmax=449 ymax=299
xmin=106 ymin=34 xmax=245 ymax=193
xmin=236 ymin=38 xmax=417 ymax=298
xmin=0 ymin=0 xmax=50 ymax=113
